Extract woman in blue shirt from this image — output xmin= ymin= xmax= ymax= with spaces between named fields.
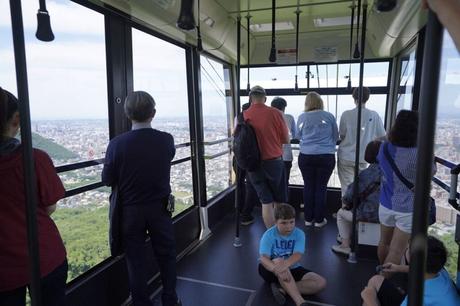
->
xmin=296 ymin=92 xmax=339 ymax=227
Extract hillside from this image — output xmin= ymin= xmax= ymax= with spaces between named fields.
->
xmin=32 ymin=132 xmax=78 ymax=160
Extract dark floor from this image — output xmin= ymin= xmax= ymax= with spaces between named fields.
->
xmin=156 ymin=208 xmax=379 ymax=306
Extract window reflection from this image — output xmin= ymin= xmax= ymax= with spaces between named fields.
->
xmin=201 ymin=55 xmax=233 ymax=198
xmin=396 ymin=47 xmax=416 ymax=112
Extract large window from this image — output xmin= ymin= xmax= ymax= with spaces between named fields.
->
xmin=200 ymin=55 xmax=233 ymax=199
xmin=2 ymin=0 xmax=110 ymax=282
xmin=240 ymin=62 xmax=390 ymax=90
xmin=132 ymin=28 xmax=193 ymax=215
xmin=240 ymin=93 xmax=387 ymax=188
xmin=431 ymin=30 xmax=460 ymax=279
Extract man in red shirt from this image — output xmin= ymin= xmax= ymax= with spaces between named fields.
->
xmin=244 ymin=86 xmax=290 ymax=228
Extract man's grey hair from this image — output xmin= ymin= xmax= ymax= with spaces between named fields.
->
xmin=124 ymin=91 xmax=156 ymax=122
xmin=249 ymin=85 xmax=266 ymax=100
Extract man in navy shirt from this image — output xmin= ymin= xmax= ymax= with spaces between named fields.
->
xmin=102 ymin=91 xmax=181 ymax=306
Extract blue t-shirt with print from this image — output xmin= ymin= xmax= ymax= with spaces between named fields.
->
xmin=259 ymin=226 xmax=305 ymax=269
xmin=400 ymin=269 xmax=460 ymax=306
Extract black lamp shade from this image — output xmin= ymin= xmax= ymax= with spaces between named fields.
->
xmin=36 ymin=10 xmax=54 ymax=42
xmin=177 ymin=0 xmax=196 ymax=31
xmin=376 ymin=0 xmax=397 ymax=12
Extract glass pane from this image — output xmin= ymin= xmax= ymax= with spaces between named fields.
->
xmin=59 ymin=164 xmax=103 ymax=190
xmin=205 ymin=154 xmax=232 ymax=199
xmin=397 ymin=49 xmax=416 ymax=112
xmin=22 ymin=1 xmax=108 ymax=166
xmin=201 ymin=55 xmax=232 ymax=198
xmin=1 ymin=0 xmax=110 ymax=283
xmin=132 ymin=28 xmax=195 ymax=210
xmin=432 ymin=30 xmax=460 ymax=280
xmin=52 ymin=186 xmax=110 ymax=281
xmin=240 ymin=66 xmax=297 ymax=89
xmin=132 ymin=28 xmax=190 ymax=145
xmin=241 ymin=94 xmax=387 ymax=188
xmin=171 ymin=162 xmax=194 ymax=216
xmin=303 ymin=64 xmax=339 ymax=88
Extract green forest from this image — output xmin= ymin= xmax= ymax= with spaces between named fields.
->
xmin=52 ymin=205 xmax=110 ymax=280
xmin=52 ymin=199 xmax=190 ymax=281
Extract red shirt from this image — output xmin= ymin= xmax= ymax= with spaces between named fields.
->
xmin=0 ymin=148 xmax=66 ymax=291
xmin=244 ymin=103 xmax=289 ymax=160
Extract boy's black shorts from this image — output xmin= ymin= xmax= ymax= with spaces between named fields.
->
xmin=258 ymin=264 xmax=311 ymax=283
xmin=377 ymin=278 xmax=406 ymax=306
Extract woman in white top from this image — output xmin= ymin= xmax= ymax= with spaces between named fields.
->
xmin=337 ymin=87 xmax=386 ymax=196
xmin=270 ymin=97 xmax=297 ymax=184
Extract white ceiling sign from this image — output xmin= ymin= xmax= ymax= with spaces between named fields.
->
xmin=277 ymin=48 xmax=297 ymax=65
xmin=314 ymin=46 xmax=338 ymax=62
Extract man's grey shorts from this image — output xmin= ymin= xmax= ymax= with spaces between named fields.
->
xmin=247 ymin=158 xmax=288 ymax=204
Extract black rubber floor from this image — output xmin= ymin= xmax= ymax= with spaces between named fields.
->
xmin=162 ymin=208 xmax=378 ymax=306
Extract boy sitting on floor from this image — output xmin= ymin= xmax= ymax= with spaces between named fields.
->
xmin=258 ymin=203 xmax=327 ymax=306
xmin=361 ymin=235 xmax=460 ymax=306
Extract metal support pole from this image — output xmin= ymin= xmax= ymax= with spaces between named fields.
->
xmin=10 ymin=0 xmax=42 ymax=304
xmin=407 ymin=11 xmax=443 ymax=306
xmin=348 ymin=0 xmax=367 ymax=264
xmin=234 ymin=16 xmax=242 ymax=248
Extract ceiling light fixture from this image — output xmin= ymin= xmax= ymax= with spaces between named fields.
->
xmin=250 ymin=21 xmax=294 ymax=32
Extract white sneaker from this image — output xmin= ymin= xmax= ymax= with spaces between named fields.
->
xmin=304 ymin=220 xmax=313 ymax=226
xmin=331 ymin=244 xmax=351 ymax=255
xmin=314 ymin=219 xmax=327 ymax=228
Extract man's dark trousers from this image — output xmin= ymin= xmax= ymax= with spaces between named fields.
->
xmin=122 ymin=203 xmax=178 ymax=306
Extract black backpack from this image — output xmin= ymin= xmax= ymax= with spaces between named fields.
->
xmin=233 ymin=112 xmax=261 ymax=171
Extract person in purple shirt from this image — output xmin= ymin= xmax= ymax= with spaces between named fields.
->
xmin=377 ymin=110 xmax=436 ymax=268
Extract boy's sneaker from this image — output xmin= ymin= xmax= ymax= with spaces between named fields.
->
xmin=314 ymin=219 xmax=327 ymax=228
xmin=304 ymin=220 xmax=313 ymax=226
xmin=270 ymin=283 xmax=286 ymax=305
xmin=240 ymin=215 xmax=254 ymax=226
xmin=331 ymin=244 xmax=351 ymax=255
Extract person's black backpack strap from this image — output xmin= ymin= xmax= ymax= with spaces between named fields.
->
xmin=233 ymin=111 xmax=261 ymax=171
xmin=237 ymin=112 xmax=245 ymax=125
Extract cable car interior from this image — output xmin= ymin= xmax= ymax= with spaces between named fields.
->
xmin=2 ymin=0 xmax=460 ymax=305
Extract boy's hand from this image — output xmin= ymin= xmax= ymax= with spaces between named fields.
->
xmin=276 ymin=270 xmax=291 ymax=282
xmin=381 ymin=263 xmax=408 ymax=273
xmin=272 ymin=260 xmax=289 ymax=275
